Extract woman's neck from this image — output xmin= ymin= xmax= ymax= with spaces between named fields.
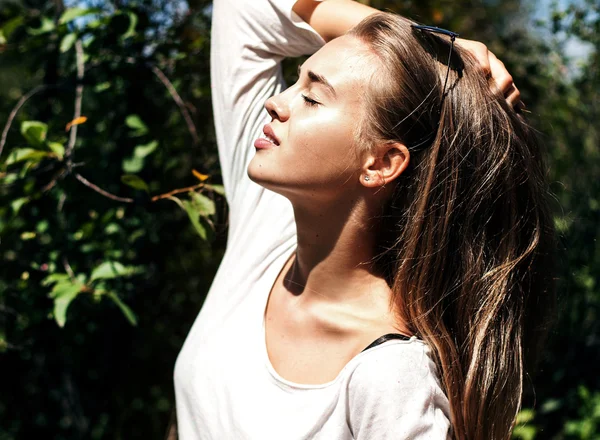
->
xmin=286 ymin=196 xmax=390 ymax=304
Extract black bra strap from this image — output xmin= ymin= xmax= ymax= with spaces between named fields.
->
xmin=361 ymin=333 xmax=412 ymax=352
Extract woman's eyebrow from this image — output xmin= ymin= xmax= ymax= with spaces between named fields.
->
xmin=298 ymin=65 xmax=337 ymax=98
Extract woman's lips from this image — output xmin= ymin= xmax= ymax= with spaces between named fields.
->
xmin=254 ymin=124 xmax=280 ymax=149
xmin=254 ymin=137 xmax=278 ymax=149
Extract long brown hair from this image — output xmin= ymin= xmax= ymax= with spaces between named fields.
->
xmin=350 ymin=14 xmax=555 ymax=440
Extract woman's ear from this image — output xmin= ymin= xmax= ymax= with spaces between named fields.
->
xmin=361 ymin=142 xmax=410 ymax=187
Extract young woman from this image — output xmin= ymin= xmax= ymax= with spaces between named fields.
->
xmin=173 ymin=1 xmax=554 ymax=439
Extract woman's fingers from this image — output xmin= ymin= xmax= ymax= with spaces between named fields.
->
xmin=457 ymin=38 xmax=525 ymax=112
xmin=504 ymin=83 xmax=521 ymax=106
xmin=487 ymin=51 xmax=514 ymax=96
xmin=456 ymin=39 xmax=491 ymax=77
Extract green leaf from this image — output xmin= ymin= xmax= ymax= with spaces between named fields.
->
xmin=206 ymin=184 xmax=225 ymax=196
xmin=0 ymin=173 xmax=17 ymax=184
xmin=512 ymin=424 xmax=537 ymax=440
xmin=5 ymin=148 xmax=50 ymax=166
xmin=189 ymin=191 xmax=215 ymax=216
xmin=1 ymin=16 xmax=24 ymax=40
xmin=20 ymin=231 xmax=36 ymax=240
xmin=94 ymin=82 xmax=111 ymax=93
xmin=121 ymin=12 xmax=138 ymax=40
xmin=125 ymin=114 xmax=148 ymax=136
xmin=134 ymin=140 xmax=158 ymax=158
xmin=59 ymin=8 xmax=99 ymax=25
xmin=49 ymin=281 xmax=83 ymax=327
xmin=41 ymin=273 xmax=70 ymax=287
xmin=28 ymin=17 xmax=55 ymax=35
xmin=60 ymin=33 xmax=77 ymax=53
xmin=516 ymin=409 xmax=535 ymax=424
xmin=20 ymin=121 xmax=48 ymax=146
xmin=107 ymin=292 xmax=138 ymax=326
xmin=122 ymin=156 xmax=144 ymax=173
xmin=122 ymin=141 xmax=158 ymax=173
xmin=182 ymin=200 xmax=207 ymax=240
xmin=47 ymin=142 xmax=65 ymax=159
xmin=10 ymin=197 xmax=28 ymax=215
xmin=121 ymin=174 xmax=149 ymax=192
xmin=90 ymin=261 xmax=144 ymax=282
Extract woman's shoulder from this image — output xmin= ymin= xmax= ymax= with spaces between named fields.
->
xmin=343 ymin=338 xmax=451 ymax=439
xmin=348 ymin=337 xmax=441 ymax=388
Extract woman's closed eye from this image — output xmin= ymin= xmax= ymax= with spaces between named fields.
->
xmin=302 ymin=94 xmax=320 ymax=107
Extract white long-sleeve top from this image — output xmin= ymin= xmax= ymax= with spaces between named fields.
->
xmin=173 ymin=1 xmax=451 ymax=438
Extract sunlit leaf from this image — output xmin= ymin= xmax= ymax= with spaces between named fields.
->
xmin=27 ymin=17 xmax=55 ymax=35
xmin=122 ymin=156 xmax=144 ymax=173
xmin=65 ymin=116 xmax=87 ymax=131
xmin=20 ymin=231 xmax=36 ymax=240
xmin=58 ymin=7 xmax=99 ymax=25
xmin=189 ymin=191 xmax=215 ymax=216
xmin=51 ymin=283 xmax=82 ymax=327
xmin=516 ymin=409 xmax=535 ymax=424
xmin=47 ymin=142 xmax=65 ymax=159
xmin=121 ymin=12 xmax=138 ymax=40
xmin=182 ymin=200 xmax=207 ymax=240
xmin=121 ymin=174 xmax=149 ymax=192
xmin=192 ymin=169 xmax=209 ymax=181
xmin=10 ymin=197 xmax=28 ymax=215
xmin=106 ymin=292 xmax=138 ymax=326
xmin=134 ymin=140 xmax=158 ymax=158
xmin=60 ymin=33 xmax=77 ymax=53
xmin=125 ymin=114 xmax=148 ymax=136
xmin=20 ymin=121 xmax=48 ymax=146
xmin=5 ymin=148 xmax=51 ymax=166
xmin=1 ymin=16 xmax=24 ymax=40
xmin=122 ymin=141 xmax=157 ymax=172
xmin=206 ymin=184 xmax=225 ymax=196
xmin=41 ymin=273 xmax=71 ymax=287
xmin=90 ymin=261 xmax=144 ymax=281
xmin=94 ymin=82 xmax=111 ymax=92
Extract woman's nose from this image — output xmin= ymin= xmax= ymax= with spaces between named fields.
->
xmin=265 ymin=93 xmax=290 ymax=122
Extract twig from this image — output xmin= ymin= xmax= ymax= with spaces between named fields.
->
xmin=0 ymin=85 xmax=48 ymax=160
xmin=65 ymin=39 xmax=85 ymax=164
xmin=57 ymin=192 xmax=66 ymax=212
xmin=74 ymin=173 xmax=134 ymax=203
xmin=151 ymin=183 xmax=204 ymax=202
xmin=151 ymin=65 xmax=200 ymax=145
xmin=62 ymin=256 xmax=76 ymax=280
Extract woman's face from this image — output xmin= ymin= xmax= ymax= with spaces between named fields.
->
xmin=248 ymin=35 xmax=379 ymax=204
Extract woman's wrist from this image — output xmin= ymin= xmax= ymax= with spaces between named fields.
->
xmin=292 ymin=0 xmax=379 ymax=42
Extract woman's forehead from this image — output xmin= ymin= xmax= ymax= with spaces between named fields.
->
xmin=303 ymin=35 xmax=378 ymax=96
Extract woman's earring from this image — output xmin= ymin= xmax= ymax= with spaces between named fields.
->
xmin=364 ymin=175 xmax=370 ymax=182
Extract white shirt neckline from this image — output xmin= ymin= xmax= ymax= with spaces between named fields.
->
xmin=259 ymin=246 xmax=420 ymax=391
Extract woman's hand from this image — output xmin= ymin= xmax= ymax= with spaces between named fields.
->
xmin=457 ymin=38 xmax=525 ymax=112
xmin=293 ymin=1 xmax=525 ymax=112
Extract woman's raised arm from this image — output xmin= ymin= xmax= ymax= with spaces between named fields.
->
xmin=294 ymin=0 xmax=522 ymax=107
xmin=292 ymin=0 xmax=377 ymax=42
xmin=210 ymin=0 xmax=325 ymax=231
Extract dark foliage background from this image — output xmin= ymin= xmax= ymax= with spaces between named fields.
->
xmin=0 ymin=0 xmax=598 ymax=438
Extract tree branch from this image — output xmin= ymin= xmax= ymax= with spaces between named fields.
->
xmin=74 ymin=173 xmax=134 ymax=203
xmin=151 ymin=65 xmax=200 ymax=145
xmin=62 ymin=256 xmax=76 ymax=280
xmin=0 ymin=85 xmax=48 ymax=160
xmin=151 ymin=183 xmax=204 ymax=202
xmin=65 ymin=39 xmax=85 ymax=165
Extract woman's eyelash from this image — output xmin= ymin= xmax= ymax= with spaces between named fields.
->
xmin=301 ymin=95 xmax=319 ymax=107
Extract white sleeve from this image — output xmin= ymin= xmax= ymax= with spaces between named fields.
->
xmin=347 ymin=343 xmax=452 ymax=440
xmin=211 ymin=0 xmax=325 ymax=237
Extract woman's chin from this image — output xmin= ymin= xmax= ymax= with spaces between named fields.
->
xmin=247 ymin=161 xmax=280 ymax=190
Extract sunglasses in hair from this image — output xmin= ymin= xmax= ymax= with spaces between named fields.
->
xmin=411 ymin=24 xmax=460 ymax=100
